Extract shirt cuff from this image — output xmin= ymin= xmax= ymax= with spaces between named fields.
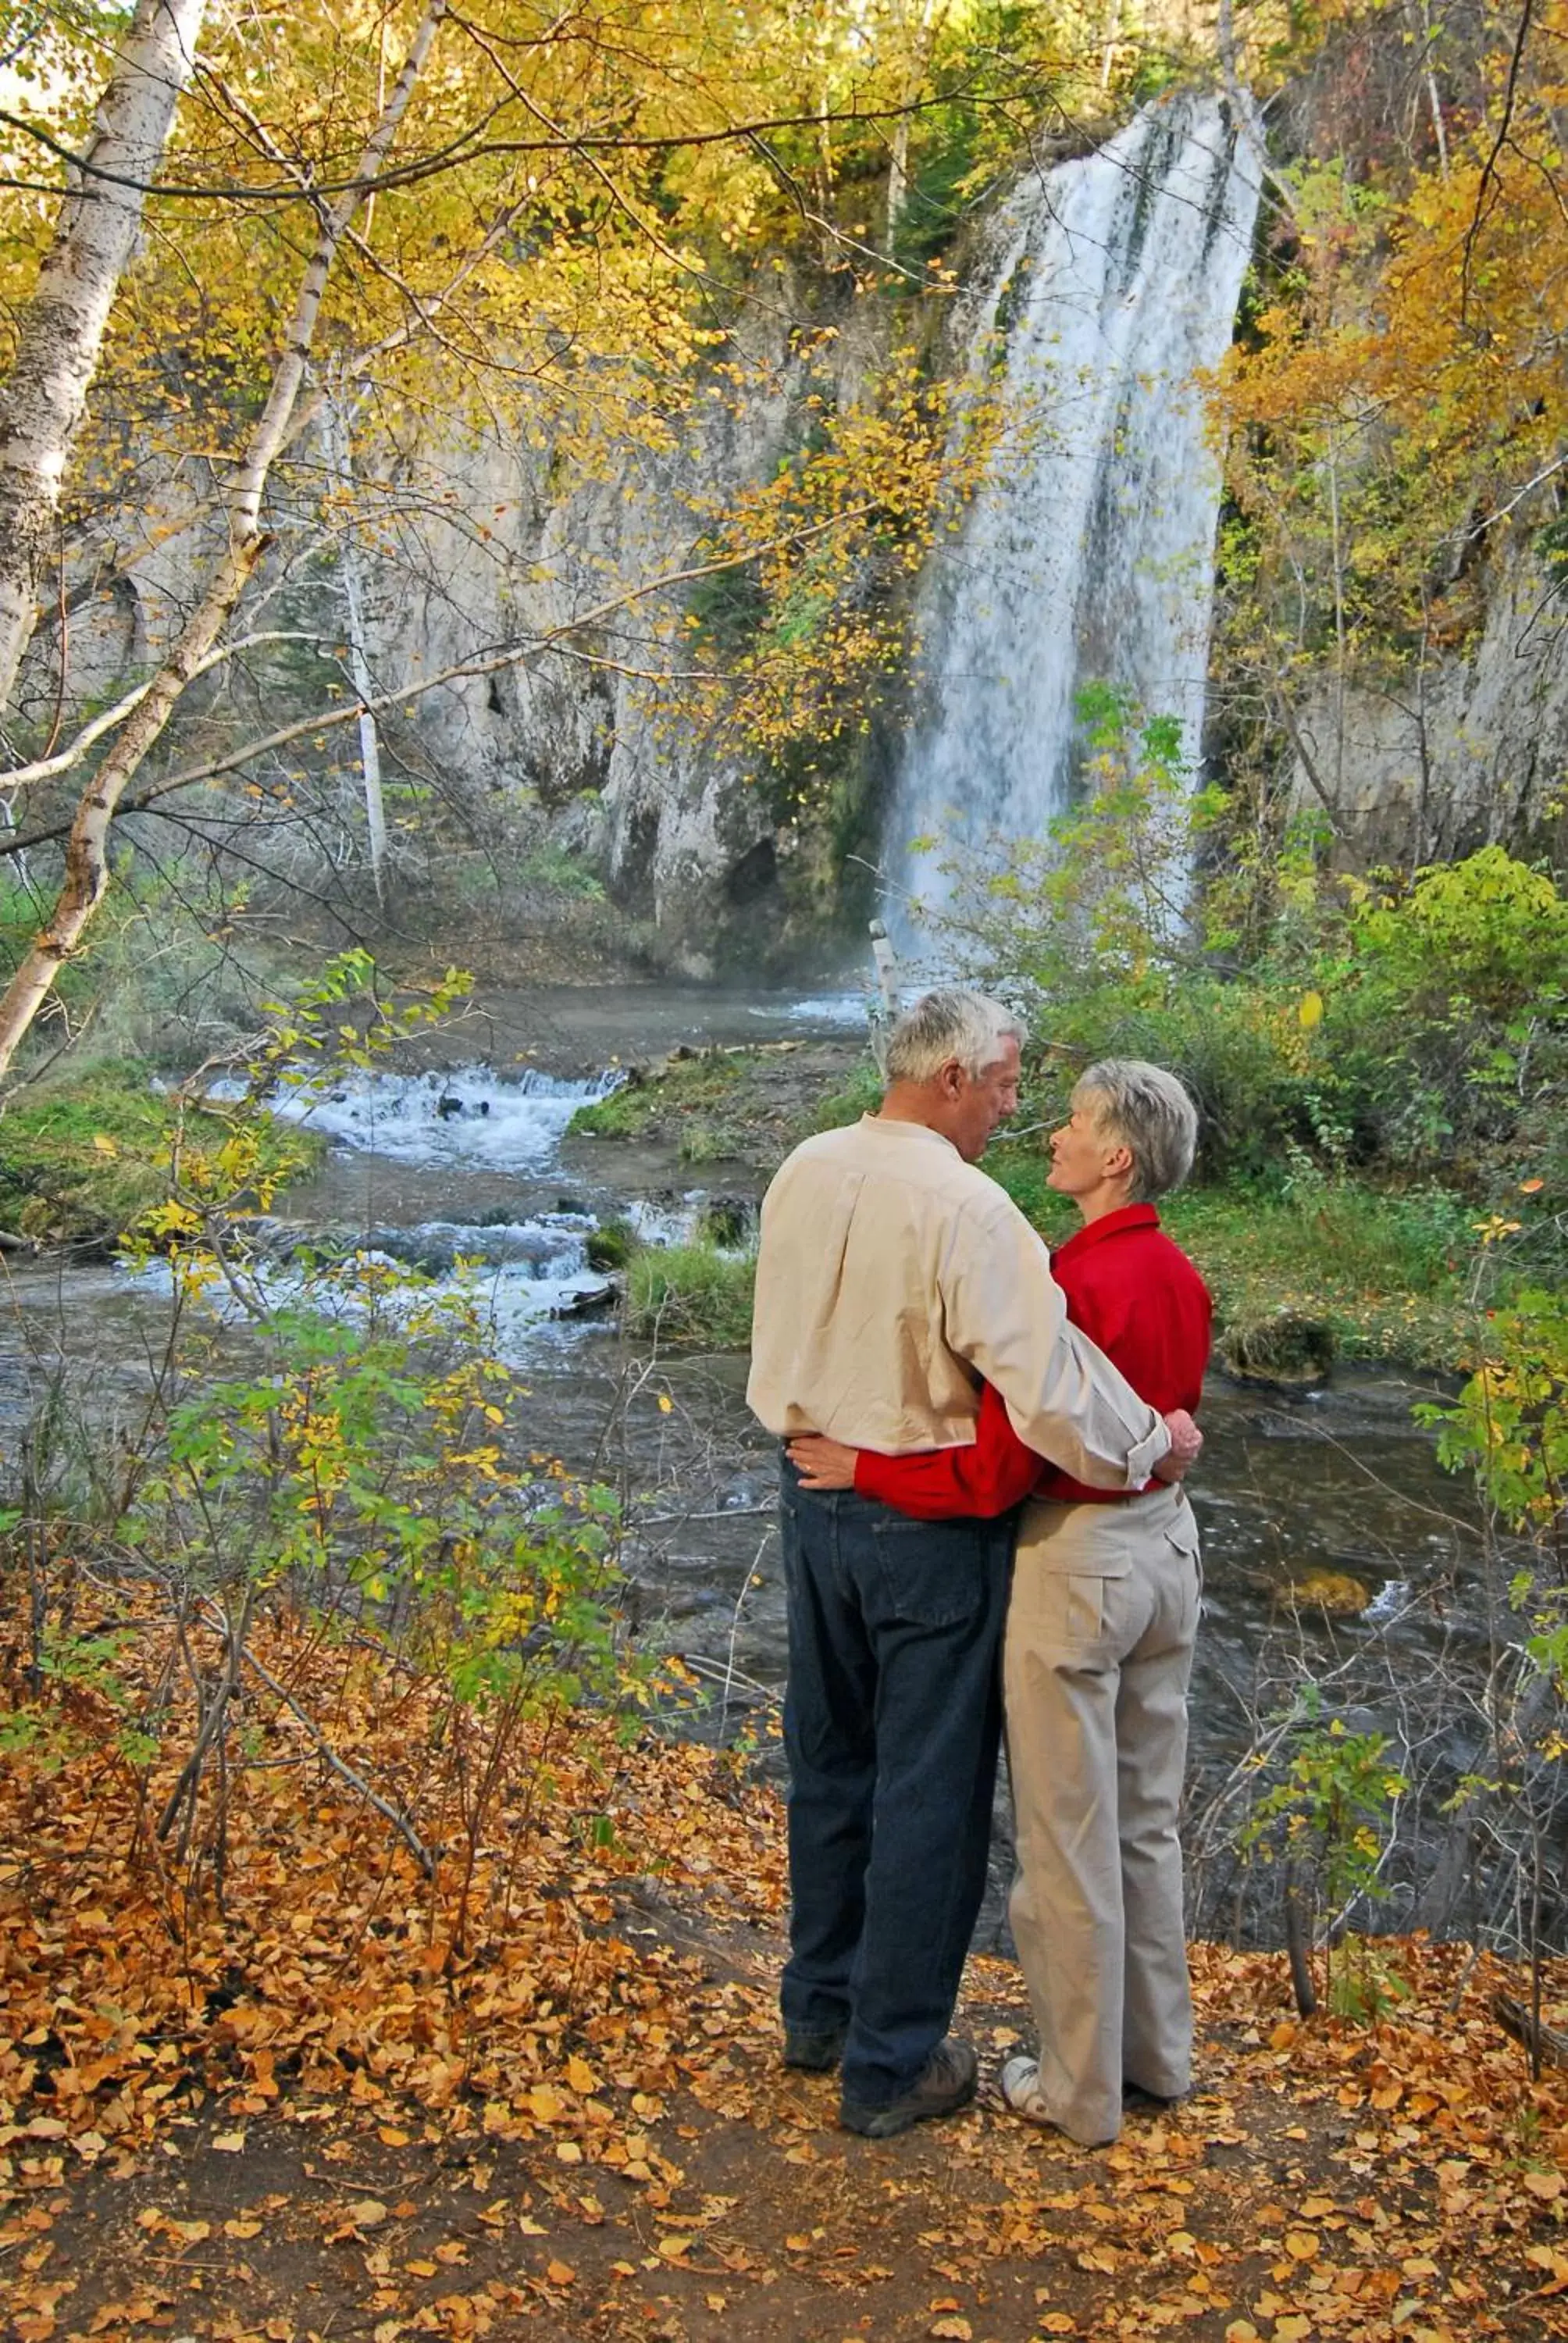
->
xmin=853 ymin=1452 xmax=878 ymax=1498
xmin=1124 ymin=1418 xmax=1170 ymax=1489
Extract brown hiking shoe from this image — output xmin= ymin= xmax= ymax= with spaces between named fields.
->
xmin=839 ymin=2036 xmax=978 ymax=2138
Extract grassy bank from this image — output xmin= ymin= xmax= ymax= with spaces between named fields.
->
xmin=626 ymin=1239 xmax=756 ymax=1348
xmin=0 ymin=1063 xmax=322 ymax=1249
xmin=622 ymin=1179 xmax=1492 ymax=1370
xmin=571 ymin=1036 xmax=1539 ymax=1370
xmin=571 ymin=1050 xmax=747 ymax=1160
xmin=568 ymin=1041 xmax=869 ymax=1170
xmin=984 ymin=1139 xmax=1498 ymax=1372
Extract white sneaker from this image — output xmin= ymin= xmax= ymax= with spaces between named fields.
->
xmin=1000 ymin=2056 xmax=1118 ymax=2148
xmin=1000 ymin=2054 xmax=1053 ymax=2124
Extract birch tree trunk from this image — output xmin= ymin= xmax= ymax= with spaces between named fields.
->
xmin=0 ymin=0 xmax=209 ymax=717
xmin=0 ymin=0 xmax=448 ymax=1077
xmin=323 ymin=379 xmax=388 ymax=902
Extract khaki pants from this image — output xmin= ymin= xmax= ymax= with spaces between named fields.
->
xmin=1003 ymin=1482 xmax=1202 ymax=2146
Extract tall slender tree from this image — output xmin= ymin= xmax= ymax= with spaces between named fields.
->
xmin=0 ymin=0 xmax=208 ymax=711
xmin=0 ymin=0 xmax=447 ymax=1072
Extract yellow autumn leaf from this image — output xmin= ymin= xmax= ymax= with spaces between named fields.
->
xmin=1297 ymin=990 xmax=1324 ymax=1029
xmin=91 ymin=1132 xmax=119 ymax=1157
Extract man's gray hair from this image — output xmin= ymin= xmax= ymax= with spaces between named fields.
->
xmin=884 ymin=989 xmax=1025 ymax=1082
xmin=1074 ymin=1059 xmax=1198 ymax=1201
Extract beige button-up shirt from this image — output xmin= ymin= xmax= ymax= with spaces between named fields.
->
xmin=747 ymin=1114 xmax=1170 ymax=1490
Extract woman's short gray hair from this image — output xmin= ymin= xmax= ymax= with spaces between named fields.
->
xmin=1074 ymin=1059 xmax=1198 ymax=1201
xmin=884 ymin=989 xmax=1026 ymax=1082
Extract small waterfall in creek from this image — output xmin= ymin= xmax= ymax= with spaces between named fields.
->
xmin=884 ymin=91 xmax=1262 ymax=933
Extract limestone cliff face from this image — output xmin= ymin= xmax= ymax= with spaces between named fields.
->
xmin=1286 ymin=548 xmax=1568 ymax=868
xmin=367 ymin=286 xmax=889 ymax=977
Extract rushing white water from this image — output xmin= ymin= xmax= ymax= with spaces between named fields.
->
xmin=886 ymin=91 xmax=1262 ymax=929
xmin=255 ymin=1062 xmax=621 ymax=1172
xmin=161 ymin=1062 xmax=756 ymax=1353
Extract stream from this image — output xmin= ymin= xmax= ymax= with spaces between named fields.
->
xmin=0 ymin=982 xmax=1510 ymax=1945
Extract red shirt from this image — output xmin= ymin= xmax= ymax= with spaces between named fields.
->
xmin=853 ymin=1203 xmax=1210 ymax=1519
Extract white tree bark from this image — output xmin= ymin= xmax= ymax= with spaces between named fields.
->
xmin=323 ymin=379 xmax=388 ymax=902
xmin=0 ymin=0 xmax=210 ymax=719
xmin=0 ymin=0 xmax=448 ymax=1077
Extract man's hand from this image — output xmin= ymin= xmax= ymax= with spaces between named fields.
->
xmin=787 ymin=1432 xmax=860 ymax=1490
xmin=1150 ymin=1407 xmax=1202 ymax=1482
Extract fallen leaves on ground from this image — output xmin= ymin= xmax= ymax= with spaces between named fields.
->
xmin=3 ymin=1591 xmax=1566 ymax=2340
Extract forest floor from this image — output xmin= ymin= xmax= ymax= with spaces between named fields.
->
xmin=5 ymin=1603 xmax=1567 ymax=2343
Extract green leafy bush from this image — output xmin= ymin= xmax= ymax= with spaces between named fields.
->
xmin=914 ymin=685 xmax=1567 ymax=1208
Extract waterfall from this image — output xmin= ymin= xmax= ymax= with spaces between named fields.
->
xmin=884 ymin=92 xmax=1262 ymax=933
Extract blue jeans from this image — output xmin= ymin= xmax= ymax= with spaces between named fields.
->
xmin=778 ymin=1457 xmax=1012 ymax=2107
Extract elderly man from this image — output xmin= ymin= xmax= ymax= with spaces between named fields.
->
xmin=747 ymin=991 xmax=1199 ymax=2140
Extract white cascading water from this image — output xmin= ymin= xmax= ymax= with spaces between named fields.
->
xmin=885 ymin=91 xmax=1262 ymax=929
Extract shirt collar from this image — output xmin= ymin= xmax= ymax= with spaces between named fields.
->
xmin=863 ymin=1113 xmax=960 ymax=1157
xmin=1053 ymin=1201 xmax=1160 ymax=1264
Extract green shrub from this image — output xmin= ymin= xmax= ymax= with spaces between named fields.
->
xmin=519 ymin=845 xmax=606 ymax=900
xmin=1420 ymin=1285 xmax=1568 ymax=1553
xmin=914 ymin=686 xmax=1568 ymax=1207
xmin=1315 ymin=850 xmax=1568 ymax=1189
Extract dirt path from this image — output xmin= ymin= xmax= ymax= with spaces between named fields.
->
xmin=5 ymin=1611 xmax=1565 ymax=2343
xmin=12 ymin=1922 xmax=1568 ymax=2343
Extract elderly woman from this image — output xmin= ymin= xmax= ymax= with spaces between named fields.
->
xmin=789 ymin=1059 xmax=1210 ymax=2148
